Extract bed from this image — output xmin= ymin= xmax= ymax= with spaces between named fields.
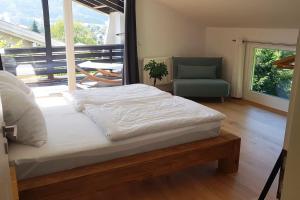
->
xmin=6 ymin=84 xmax=241 ymax=200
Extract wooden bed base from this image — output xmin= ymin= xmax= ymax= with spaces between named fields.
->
xmin=17 ymin=130 xmax=240 ymax=200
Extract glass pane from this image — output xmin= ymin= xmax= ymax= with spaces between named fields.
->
xmin=0 ymin=0 xmax=45 ymax=48
xmin=0 ymin=0 xmax=46 ymax=86
xmin=49 ymin=0 xmax=109 ymax=46
xmin=0 ymin=0 xmax=124 ymax=92
xmin=251 ymin=48 xmax=295 ymax=100
xmin=72 ymin=1 xmax=108 ymax=45
xmin=49 ymin=0 xmax=119 ymax=89
xmin=48 ymin=0 xmax=65 ymax=46
xmin=70 ymin=1 xmax=124 ymax=87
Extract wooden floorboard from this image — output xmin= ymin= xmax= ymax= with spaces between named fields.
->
xmin=86 ymin=98 xmax=286 ymax=200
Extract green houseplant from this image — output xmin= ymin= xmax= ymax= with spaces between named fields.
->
xmin=144 ymin=60 xmax=168 ymax=86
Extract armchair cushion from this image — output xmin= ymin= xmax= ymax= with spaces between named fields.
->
xmin=177 ymin=65 xmax=217 ymax=79
xmin=173 ymin=57 xmax=223 ymax=79
xmin=173 ymin=79 xmax=230 ymax=97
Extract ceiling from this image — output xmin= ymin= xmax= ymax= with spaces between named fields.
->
xmin=156 ymin=0 xmax=300 ymax=28
xmin=75 ymin=0 xmax=124 ymax=14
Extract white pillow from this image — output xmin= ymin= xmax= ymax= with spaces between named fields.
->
xmin=0 ymin=71 xmax=34 ymax=98
xmin=1 ymin=88 xmax=47 ymax=147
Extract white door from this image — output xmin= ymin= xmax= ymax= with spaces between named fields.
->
xmin=281 ymin=29 xmax=300 ymax=200
xmin=0 ymin=97 xmax=13 ymax=200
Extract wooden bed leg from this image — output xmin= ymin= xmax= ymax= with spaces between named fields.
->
xmin=218 ymin=138 xmax=241 ymax=173
xmin=218 ymin=156 xmax=239 ymax=173
xmin=220 ymin=96 xmax=225 ymax=103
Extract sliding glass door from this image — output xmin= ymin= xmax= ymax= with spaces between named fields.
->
xmin=70 ymin=1 xmax=124 ymax=88
xmin=244 ymin=44 xmax=296 ymax=111
xmin=0 ymin=0 xmax=124 ymax=92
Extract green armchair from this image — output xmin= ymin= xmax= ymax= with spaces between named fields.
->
xmin=173 ymin=57 xmax=230 ymax=101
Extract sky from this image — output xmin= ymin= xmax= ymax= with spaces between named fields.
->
xmin=0 ymin=0 xmax=108 ymax=30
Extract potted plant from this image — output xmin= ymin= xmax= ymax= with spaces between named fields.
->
xmin=144 ymin=60 xmax=168 ymax=87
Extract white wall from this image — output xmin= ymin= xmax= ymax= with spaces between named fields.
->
xmin=136 ymin=0 xmax=205 ymax=81
xmin=205 ymin=27 xmax=299 ymax=87
xmin=135 ymin=2 xmax=298 ymax=90
xmin=105 ymin=12 xmax=125 ymax=44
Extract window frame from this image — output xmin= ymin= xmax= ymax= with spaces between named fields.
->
xmin=243 ymin=43 xmax=296 ymax=112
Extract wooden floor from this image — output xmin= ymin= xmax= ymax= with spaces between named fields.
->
xmin=74 ymin=99 xmax=287 ymax=200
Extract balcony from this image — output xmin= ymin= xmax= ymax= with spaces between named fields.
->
xmin=1 ymin=44 xmax=124 ymax=88
xmin=0 ymin=0 xmax=125 ymax=96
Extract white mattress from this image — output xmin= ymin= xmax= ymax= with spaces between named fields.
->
xmin=8 ymin=98 xmax=222 ymax=180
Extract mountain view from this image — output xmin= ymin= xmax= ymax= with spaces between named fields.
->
xmin=0 ymin=0 xmax=108 ymax=29
xmin=0 ymin=0 xmax=109 ymax=45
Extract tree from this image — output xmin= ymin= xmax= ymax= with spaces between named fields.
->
xmin=89 ymin=25 xmax=107 ymax=45
xmin=51 ymin=20 xmax=97 ymax=45
xmin=0 ymin=38 xmax=9 ymax=48
xmin=0 ymin=35 xmax=24 ymax=48
xmin=31 ymin=20 xmax=40 ymax=33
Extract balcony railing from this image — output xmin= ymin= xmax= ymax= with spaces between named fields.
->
xmin=1 ymin=44 xmax=124 ymax=80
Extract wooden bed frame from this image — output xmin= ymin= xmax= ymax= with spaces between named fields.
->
xmin=16 ymin=130 xmax=241 ymax=200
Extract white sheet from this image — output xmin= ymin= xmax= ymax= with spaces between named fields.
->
xmin=8 ymin=98 xmax=222 ymax=180
xmin=65 ymin=84 xmax=171 ymax=112
xmin=84 ymin=96 xmax=225 ymax=141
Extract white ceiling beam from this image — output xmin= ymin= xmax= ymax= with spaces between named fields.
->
xmin=94 ymin=5 xmax=107 ymax=9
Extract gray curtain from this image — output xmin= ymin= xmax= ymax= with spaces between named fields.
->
xmin=123 ymin=0 xmax=139 ymax=84
xmin=0 ymin=55 xmax=3 ymax=70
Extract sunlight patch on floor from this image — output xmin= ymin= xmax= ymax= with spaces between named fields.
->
xmin=32 ymin=85 xmax=69 ymax=98
xmin=36 ymin=96 xmax=69 ymax=108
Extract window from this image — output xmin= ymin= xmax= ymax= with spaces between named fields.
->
xmin=0 ymin=0 xmax=124 ymax=93
xmin=48 ymin=0 xmax=109 ymax=46
xmin=0 ymin=0 xmax=45 ymax=84
xmin=0 ymin=0 xmax=45 ymax=48
xmin=251 ymin=48 xmax=295 ymax=100
xmin=244 ymin=44 xmax=296 ymax=112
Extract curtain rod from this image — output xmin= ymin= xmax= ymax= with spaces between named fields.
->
xmin=232 ymin=39 xmax=297 ymax=47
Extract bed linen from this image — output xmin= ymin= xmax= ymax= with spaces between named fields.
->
xmin=84 ymin=96 xmax=225 ymax=141
xmin=65 ymin=84 xmax=171 ymax=111
xmin=8 ymin=98 xmax=222 ymax=180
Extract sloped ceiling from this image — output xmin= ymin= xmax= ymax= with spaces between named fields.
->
xmin=156 ymin=0 xmax=300 ymax=28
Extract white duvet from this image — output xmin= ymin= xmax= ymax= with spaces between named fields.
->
xmin=66 ymin=84 xmax=171 ymax=112
xmin=84 ymin=96 xmax=225 ymax=141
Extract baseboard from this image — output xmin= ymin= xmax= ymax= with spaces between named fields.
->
xmin=241 ymin=99 xmax=287 ymax=116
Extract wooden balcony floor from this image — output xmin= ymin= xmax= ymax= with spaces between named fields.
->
xmin=27 ymin=76 xmax=122 ymax=98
